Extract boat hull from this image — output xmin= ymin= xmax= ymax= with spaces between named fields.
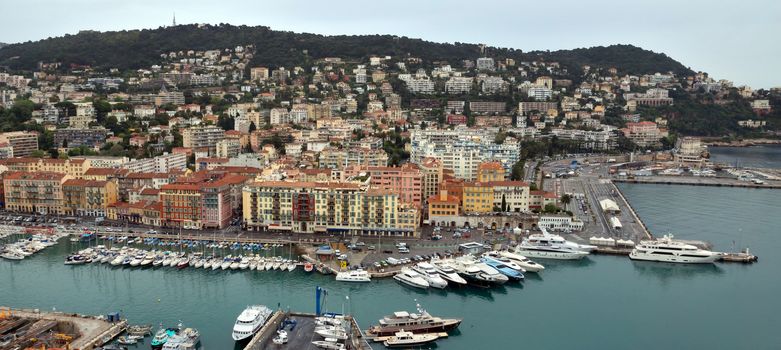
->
xmin=514 ymin=248 xmax=588 ymax=260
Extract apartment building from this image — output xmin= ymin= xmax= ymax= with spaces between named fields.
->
xmin=0 ymin=158 xmax=91 ymax=177
xmin=0 ymin=131 xmax=39 ymax=157
xmin=419 ymin=157 xmax=444 ymax=203
xmin=122 ymin=152 xmax=187 ymax=173
xmin=54 ymin=128 xmax=108 ymax=148
xmin=182 ymin=125 xmax=225 ymax=152
xmin=3 ymin=172 xmax=69 ymax=215
xmin=343 ymin=163 xmax=424 ymax=207
xmin=469 ymin=101 xmax=506 ymax=114
xmin=621 ymin=121 xmax=668 ymax=147
xmin=445 ymin=77 xmax=473 ymax=94
xmin=62 ymin=179 xmax=119 ymax=217
xmin=318 ymin=147 xmax=389 ymax=169
xmin=243 ymin=181 xmax=418 ymax=236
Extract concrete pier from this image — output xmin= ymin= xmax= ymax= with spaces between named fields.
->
xmin=614 ymin=176 xmax=781 ymax=189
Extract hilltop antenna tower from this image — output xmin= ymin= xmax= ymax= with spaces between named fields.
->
xmin=172 ymin=12 xmax=176 ymax=26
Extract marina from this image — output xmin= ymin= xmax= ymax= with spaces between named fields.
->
xmin=0 ymin=182 xmax=778 ymax=349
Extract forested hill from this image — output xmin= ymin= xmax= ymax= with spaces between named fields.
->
xmin=0 ymin=24 xmax=692 ymax=76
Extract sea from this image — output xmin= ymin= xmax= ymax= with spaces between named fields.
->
xmin=2 ymin=152 xmax=781 ymax=349
xmin=709 ymin=144 xmax=781 ymax=168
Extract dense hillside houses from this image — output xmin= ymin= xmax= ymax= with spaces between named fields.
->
xmin=0 ymin=26 xmax=779 ymax=236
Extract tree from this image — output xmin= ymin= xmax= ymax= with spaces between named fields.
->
xmin=248 ymin=121 xmax=257 ymax=133
xmin=30 ymin=150 xmax=47 ymax=158
xmin=560 ymin=194 xmax=572 ymax=205
xmin=510 ymin=160 xmax=525 ymax=181
xmin=501 ymin=194 xmax=508 ymax=212
xmin=543 ymin=203 xmax=559 ymax=213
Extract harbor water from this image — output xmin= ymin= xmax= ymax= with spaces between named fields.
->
xmin=709 ymin=144 xmax=781 ymax=168
xmin=2 ymin=184 xmax=780 ymax=349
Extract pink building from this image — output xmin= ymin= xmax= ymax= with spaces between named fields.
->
xmin=343 ymin=163 xmax=423 ymax=207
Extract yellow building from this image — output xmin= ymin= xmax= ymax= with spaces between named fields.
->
xmin=243 ymin=181 xmax=418 ymax=237
xmin=3 ymin=172 xmax=70 ymax=215
xmin=427 ymin=190 xmax=460 ymax=221
xmin=0 ymin=158 xmax=91 ymax=178
xmin=419 ymin=157 xmax=444 ymax=203
xmin=476 ymin=161 xmax=505 ymax=182
xmin=62 ymin=179 xmax=119 ymax=217
xmin=462 ymin=182 xmax=495 ymax=213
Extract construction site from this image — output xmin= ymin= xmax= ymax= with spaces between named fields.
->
xmin=0 ymin=307 xmax=126 ymax=350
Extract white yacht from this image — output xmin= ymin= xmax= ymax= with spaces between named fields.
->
xmin=450 ymin=256 xmax=507 ymax=287
xmin=335 ymin=269 xmax=371 ymax=282
xmin=393 ymin=268 xmax=430 ymax=289
xmin=411 ymin=262 xmax=448 ymax=289
xmin=232 ymin=305 xmax=273 ymax=341
xmin=430 ymin=260 xmax=468 ymax=286
xmin=485 ymin=250 xmax=545 ymax=272
xmin=528 ymin=227 xmax=597 ymax=252
xmin=514 ymin=229 xmax=591 ymax=260
xmin=630 ymin=234 xmax=723 ymax=264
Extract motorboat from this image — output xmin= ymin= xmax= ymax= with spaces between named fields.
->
xmin=140 ymin=253 xmax=155 ymax=266
xmin=129 ymin=253 xmax=145 ymax=267
xmin=232 ymin=305 xmax=273 ymax=341
xmin=287 ymin=262 xmax=297 ymax=272
xmin=393 ymin=268 xmax=429 ymax=289
xmin=162 ymin=327 xmax=200 ymax=350
xmin=367 ymin=303 xmax=462 ymax=337
xmin=480 ymin=256 xmax=524 ymax=281
xmin=411 ymin=262 xmax=448 ymax=289
xmin=304 ymin=262 xmax=314 ymax=272
xmin=314 ymin=327 xmax=348 ymax=340
xmin=272 ymin=330 xmax=288 ymax=344
xmin=449 ymin=257 xmax=505 ymax=287
xmin=630 ymin=234 xmax=723 ymax=264
xmin=487 ymin=250 xmax=545 ymax=272
xmin=335 ymin=269 xmax=371 ymax=282
xmin=151 ymin=326 xmax=180 ymax=350
xmin=430 ymin=260 xmax=467 ymax=286
xmin=64 ymin=254 xmax=88 ymax=265
xmin=311 ymin=338 xmax=345 ymax=350
xmin=230 ymin=257 xmax=240 ymax=270
xmin=176 ymin=256 xmax=190 ymax=269
xmin=238 ymin=257 xmax=249 ymax=270
xmin=383 ymin=330 xmax=439 ymax=348
xmin=1 ymin=251 xmax=24 ymax=260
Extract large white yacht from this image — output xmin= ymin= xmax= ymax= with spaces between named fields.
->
xmin=411 ymin=262 xmax=449 ymax=289
xmin=514 ymin=228 xmax=591 ymax=260
xmin=527 ymin=227 xmax=597 ymax=252
xmin=335 ymin=269 xmax=371 ymax=282
xmin=630 ymin=234 xmax=723 ymax=264
xmin=430 ymin=260 xmax=468 ymax=286
xmin=393 ymin=268 xmax=430 ymax=289
xmin=232 ymin=305 xmax=273 ymax=341
xmin=485 ymin=250 xmax=545 ymax=272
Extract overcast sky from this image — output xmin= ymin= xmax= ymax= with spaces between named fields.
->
xmin=2 ymin=0 xmax=778 ymax=88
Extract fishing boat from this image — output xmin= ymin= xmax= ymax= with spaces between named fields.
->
xmin=383 ymin=330 xmax=439 ymax=348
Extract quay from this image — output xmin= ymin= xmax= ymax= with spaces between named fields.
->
xmin=613 ymin=176 xmax=781 ymax=189
xmin=0 ymin=306 xmax=127 ymax=350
